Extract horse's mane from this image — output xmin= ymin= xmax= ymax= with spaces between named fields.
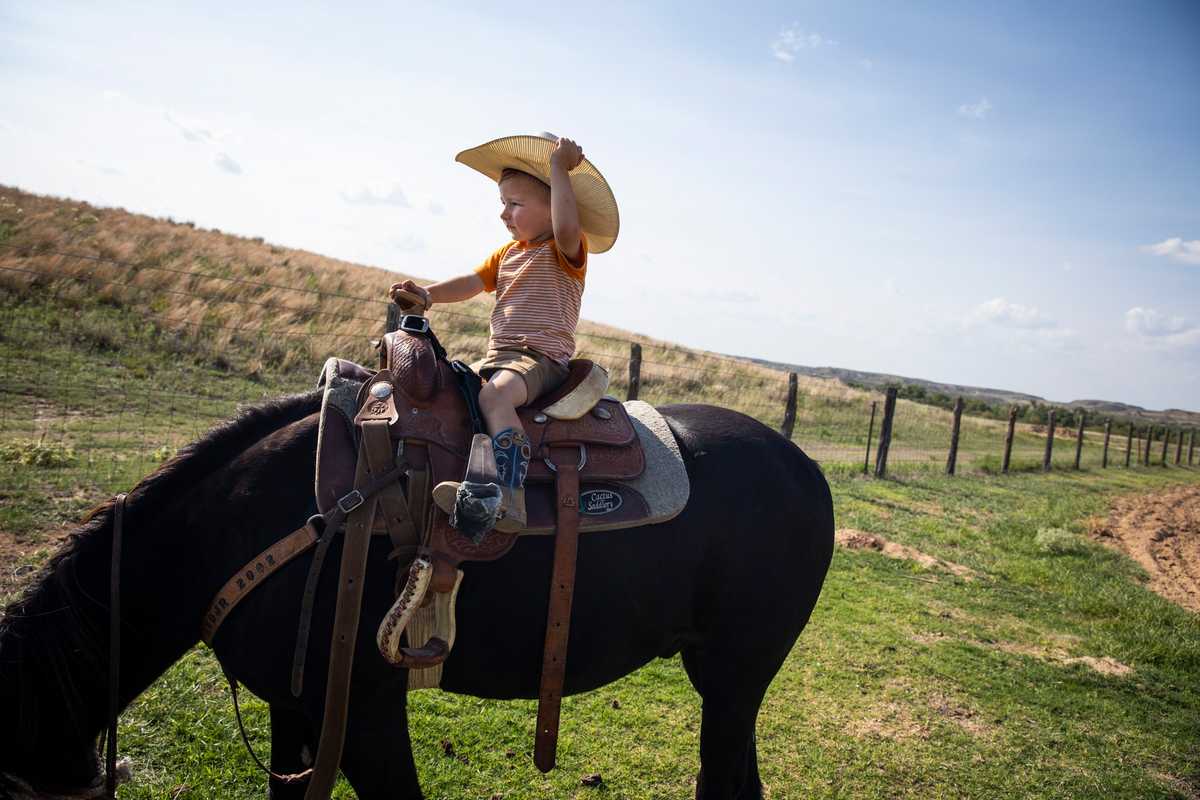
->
xmin=0 ymin=388 xmax=321 ymax=657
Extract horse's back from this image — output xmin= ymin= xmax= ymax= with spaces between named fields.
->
xmin=440 ymin=402 xmax=834 ymax=699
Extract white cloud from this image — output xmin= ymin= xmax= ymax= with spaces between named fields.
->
xmin=214 ymin=152 xmax=243 ymax=175
xmin=427 ymin=199 xmax=446 ymax=215
xmin=1125 ymin=307 xmax=1194 ymax=337
xmin=957 ymin=97 xmax=992 ymax=119
xmin=76 ymin=159 xmax=123 ymax=176
xmin=389 ymin=233 xmax=425 ymax=253
xmin=1140 ymin=237 xmax=1200 ymax=265
xmin=164 ymin=111 xmax=224 ymax=145
xmin=968 ymin=297 xmax=1056 ymax=329
xmin=341 ymin=184 xmax=411 ymax=207
xmin=1125 ymin=307 xmax=1200 ymax=350
xmin=771 ymin=25 xmax=837 ymax=63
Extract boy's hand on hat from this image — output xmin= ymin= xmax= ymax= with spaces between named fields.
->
xmin=550 ymin=138 xmax=584 ymax=171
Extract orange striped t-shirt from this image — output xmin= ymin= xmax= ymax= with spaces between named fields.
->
xmin=473 ymin=235 xmax=587 ymax=366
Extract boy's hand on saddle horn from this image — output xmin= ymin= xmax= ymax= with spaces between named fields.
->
xmin=389 ymin=280 xmax=431 ymax=311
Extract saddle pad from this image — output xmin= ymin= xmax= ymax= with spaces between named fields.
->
xmin=518 ymin=400 xmax=689 ymax=535
xmin=315 ymin=358 xmax=370 ymax=515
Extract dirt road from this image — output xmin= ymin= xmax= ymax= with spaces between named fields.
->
xmin=1091 ymin=483 xmax=1200 ymax=613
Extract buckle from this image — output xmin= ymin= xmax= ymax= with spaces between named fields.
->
xmin=543 ymin=444 xmax=588 ymax=473
xmin=337 ymin=490 xmax=365 ymax=514
xmin=398 ymin=315 xmax=430 ymax=335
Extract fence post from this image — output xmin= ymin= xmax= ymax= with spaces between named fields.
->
xmin=946 ymin=396 xmax=964 ymax=475
xmin=1042 ymin=410 xmax=1056 ymax=472
xmin=1175 ymin=428 xmax=1184 ymax=465
xmin=1002 ymin=405 xmax=1018 ymax=474
xmin=1126 ymin=424 xmax=1134 ymax=467
xmin=1190 ymin=429 xmax=1196 ymax=466
xmin=780 ymin=372 xmax=798 ymax=440
xmin=1144 ymin=426 xmax=1153 ymax=467
xmin=385 ymin=303 xmax=401 ymax=334
xmin=627 ymin=342 xmax=642 ymax=401
xmin=863 ymin=401 xmax=877 ymax=475
xmin=873 ymin=387 xmax=897 ymax=478
xmin=1161 ymin=429 xmax=1170 ymax=466
xmin=1073 ymin=411 xmax=1086 ymax=470
xmin=1102 ymin=420 xmax=1111 ymax=468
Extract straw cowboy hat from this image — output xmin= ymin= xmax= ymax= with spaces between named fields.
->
xmin=455 ymin=132 xmax=620 ymax=253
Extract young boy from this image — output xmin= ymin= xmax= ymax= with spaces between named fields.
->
xmin=389 ymin=133 xmax=619 ymax=534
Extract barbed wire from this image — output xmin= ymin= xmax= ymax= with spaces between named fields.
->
xmin=0 ymin=244 xmax=791 ymax=363
xmin=3 ymin=246 xmax=1196 ymax=476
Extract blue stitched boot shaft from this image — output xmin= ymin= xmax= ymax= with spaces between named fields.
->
xmin=493 ymin=428 xmax=530 ymax=532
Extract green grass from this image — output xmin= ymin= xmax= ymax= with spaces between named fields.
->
xmin=2 ymin=197 xmax=1199 ymax=797
xmin=6 ymin=455 xmax=1199 ymax=798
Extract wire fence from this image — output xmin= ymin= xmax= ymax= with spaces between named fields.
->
xmin=0 ymin=243 xmax=1196 ymax=518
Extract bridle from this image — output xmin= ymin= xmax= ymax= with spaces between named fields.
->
xmin=98 ymin=492 xmax=313 ymax=797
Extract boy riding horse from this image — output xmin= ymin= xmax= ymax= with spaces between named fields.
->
xmin=390 ymin=133 xmax=619 ymax=537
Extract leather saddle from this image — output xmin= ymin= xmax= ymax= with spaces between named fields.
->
xmin=315 ymin=332 xmax=650 ymax=542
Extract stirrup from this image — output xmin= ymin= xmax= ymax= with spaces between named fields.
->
xmin=494 ymin=486 xmax=526 ymax=533
xmin=435 ymin=434 xmax=503 ymax=541
xmin=452 ymin=481 xmax=502 ymax=542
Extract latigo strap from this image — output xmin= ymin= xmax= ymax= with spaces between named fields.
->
xmin=534 ymin=449 xmax=582 ymax=772
xmin=304 ymin=420 xmax=390 ymax=800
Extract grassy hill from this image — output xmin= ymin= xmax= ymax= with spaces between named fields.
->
xmin=1 ymin=186 xmax=1199 ymax=798
xmin=2 ymin=184 xmax=1197 ymax=541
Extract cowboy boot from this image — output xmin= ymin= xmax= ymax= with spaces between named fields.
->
xmin=492 ymin=428 xmax=530 ymax=533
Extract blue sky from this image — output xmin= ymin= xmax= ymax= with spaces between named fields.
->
xmin=2 ymin=1 xmax=1198 ymax=410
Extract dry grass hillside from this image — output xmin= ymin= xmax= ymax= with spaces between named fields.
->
xmin=0 ymin=185 xmax=802 ymax=411
xmin=3 ymin=183 xmax=1188 ymax=479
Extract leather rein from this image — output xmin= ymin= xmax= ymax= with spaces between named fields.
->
xmin=102 ymin=493 xmax=124 ymax=798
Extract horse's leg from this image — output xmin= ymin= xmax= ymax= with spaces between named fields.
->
xmin=682 ymin=644 xmax=772 ymax=800
xmin=338 ymin=674 xmax=423 ymax=800
xmin=268 ymin=704 xmax=315 ymax=800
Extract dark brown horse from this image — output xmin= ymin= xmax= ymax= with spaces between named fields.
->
xmin=0 ymin=392 xmax=833 ymax=799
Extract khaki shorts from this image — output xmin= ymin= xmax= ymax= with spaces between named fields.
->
xmin=475 ymin=347 xmax=569 ymax=403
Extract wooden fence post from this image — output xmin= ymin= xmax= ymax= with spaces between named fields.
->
xmin=1190 ymin=430 xmax=1196 ymax=466
xmin=1175 ymin=428 xmax=1184 ymax=465
xmin=1144 ymin=426 xmax=1153 ymax=467
xmin=780 ymin=372 xmax=798 ymax=439
xmin=1125 ymin=423 xmax=1134 ymax=468
xmin=1002 ymin=405 xmax=1017 ymax=474
xmin=1161 ymin=429 xmax=1170 ymax=466
xmin=874 ymin=387 xmax=898 ymax=478
xmin=627 ymin=342 xmax=642 ymax=401
xmin=1073 ymin=411 xmax=1086 ymax=470
xmin=946 ymin=396 xmax=964 ymax=475
xmin=1042 ymin=410 xmax=1056 ymax=472
xmin=864 ymin=401 xmax=877 ymax=475
xmin=385 ymin=303 xmax=401 ymax=334
xmin=1102 ymin=420 xmax=1111 ymax=468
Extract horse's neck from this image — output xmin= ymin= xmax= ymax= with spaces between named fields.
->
xmin=0 ymin=411 xmax=320 ymax=789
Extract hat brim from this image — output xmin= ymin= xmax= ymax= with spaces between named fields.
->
xmin=455 ymin=135 xmax=619 ymax=254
